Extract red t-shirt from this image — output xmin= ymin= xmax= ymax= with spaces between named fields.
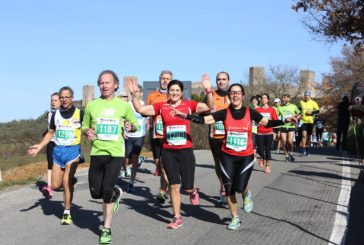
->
xmin=256 ymin=106 xmax=278 ymax=134
xmin=153 ymin=100 xmax=198 ymax=149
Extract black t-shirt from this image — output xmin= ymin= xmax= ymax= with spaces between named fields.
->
xmin=212 ymin=105 xmax=263 ymax=123
xmin=50 ymin=105 xmax=84 ymax=130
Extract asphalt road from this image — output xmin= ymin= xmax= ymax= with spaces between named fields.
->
xmin=0 ymin=147 xmax=363 ymax=245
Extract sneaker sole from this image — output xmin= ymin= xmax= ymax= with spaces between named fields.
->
xmin=113 ymin=187 xmax=123 ymax=214
xmin=167 ymin=224 xmax=183 ymax=229
xmin=227 ymin=224 xmax=241 ymax=230
xmin=42 ymin=188 xmax=52 ymax=198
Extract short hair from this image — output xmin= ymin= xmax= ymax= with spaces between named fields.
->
xmin=59 ymin=86 xmax=74 ymax=97
xmin=250 ymin=96 xmax=258 ymax=102
xmin=167 ymin=80 xmax=183 ymax=91
xmin=261 ymin=93 xmax=270 ymax=100
xmin=216 ymin=71 xmax=230 ymax=81
xmin=282 ymin=94 xmax=290 ymax=98
xmin=159 ymin=70 xmax=173 ymax=80
xmin=51 ymin=92 xmax=59 ymax=97
xmin=97 ymin=70 xmax=120 ymax=91
xmin=228 ymin=83 xmax=245 ymax=94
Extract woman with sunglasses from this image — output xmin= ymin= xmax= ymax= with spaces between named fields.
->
xmin=171 ymin=83 xmax=296 ymax=230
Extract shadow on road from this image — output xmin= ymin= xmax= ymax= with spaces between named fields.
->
xmin=289 ymin=169 xmax=356 ymax=182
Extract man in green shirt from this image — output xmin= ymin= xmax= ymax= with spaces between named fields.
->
xmin=82 ymin=70 xmax=138 ymax=244
xmin=277 ymin=94 xmax=300 ymax=162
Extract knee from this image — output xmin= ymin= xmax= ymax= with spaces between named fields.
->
xmin=170 ymin=184 xmax=180 ymax=192
xmin=90 ymin=187 xmax=102 ymax=200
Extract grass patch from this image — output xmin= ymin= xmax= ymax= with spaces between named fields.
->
xmin=0 ymin=177 xmax=41 ymax=190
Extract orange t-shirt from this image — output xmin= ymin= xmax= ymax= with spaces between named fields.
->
xmin=210 ymin=91 xmax=230 ymax=139
xmin=146 ymin=90 xmax=168 ymax=139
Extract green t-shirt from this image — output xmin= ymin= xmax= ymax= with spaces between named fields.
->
xmin=82 ymin=97 xmax=138 ymax=157
xmin=277 ymin=103 xmax=300 ymax=128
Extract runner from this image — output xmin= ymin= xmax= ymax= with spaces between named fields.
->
xmin=277 ymin=94 xmax=301 ymax=162
xmin=272 ymin=98 xmax=282 ymax=153
xmin=124 ymin=84 xmax=148 ymax=193
xmin=314 ymin=114 xmax=324 ymax=147
xmin=256 ymin=93 xmax=278 ymax=173
xmin=42 ymin=92 xmax=61 ymax=198
xmin=82 ymin=70 xmax=138 ymax=244
xmin=249 ymin=96 xmax=260 ymax=160
xmin=299 ymin=91 xmax=320 ymax=156
xmin=128 ymin=76 xmax=214 ymax=229
xmin=171 ymin=83 xmax=296 ymax=230
xmin=28 ymin=86 xmax=82 ymax=225
xmin=205 ymin=71 xmax=230 ymax=204
xmin=146 ymin=70 xmax=172 ymax=204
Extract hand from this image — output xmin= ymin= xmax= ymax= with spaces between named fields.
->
xmin=201 ymin=74 xmax=212 ymax=90
xmin=305 ymin=109 xmax=312 ymax=116
xmin=127 ymin=77 xmax=141 ymax=98
xmin=86 ymin=128 xmax=96 ymax=141
xmin=124 ymin=122 xmax=132 ymax=131
xmin=170 ymin=108 xmax=186 ymax=118
xmin=28 ymin=144 xmax=41 ymax=157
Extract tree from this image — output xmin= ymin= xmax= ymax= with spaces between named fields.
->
xmin=292 ymin=0 xmax=364 ymax=52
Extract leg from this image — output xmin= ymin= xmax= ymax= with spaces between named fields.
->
xmin=170 ymin=184 xmax=182 ymax=217
xmin=63 ymin=161 xmax=78 ymax=210
xmin=51 ymin=164 xmax=64 ymax=190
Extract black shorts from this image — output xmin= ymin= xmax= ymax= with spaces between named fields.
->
xmin=46 ymin=141 xmax=56 ymax=170
xmin=162 ymin=148 xmax=195 ymax=190
xmin=316 ymin=128 xmax=323 ymax=138
xmin=280 ymin=127 xmax=296 ymax=134
xmin=208 ymin=137 xmax=223 ymax=160
xmin=125 ymin=136 xmax=145 ymax=158
xmin=301 ymin=123 xmax=313 ymax=134
xmin=151 ymin=138 xmax=163 ymax=160
xmin=273 ymin=128 xmax=281 ymax=133
xmin=220 ymin=153 xmax=255 ymax=196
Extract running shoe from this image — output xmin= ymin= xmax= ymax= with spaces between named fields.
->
xmin=99 ymin=228 xmax=112 ymax=244
xmin=285 ymin=156 xmax=290 ymax=162
xmin=42 ymin=185 xmax=53 ymax=198
xmin=217 ymin=194 xmax=227 ymax=205
xmin=138 ymin=156 xmax=145 ymax=165
xmin=243 ymin=190 xmax=253 ymax=213
xmin=167 ymin=216 xmax=183 ymax=229
xmin=259 ymin=159 xmax=264 ymax=168
xmin=79 ymin=154 xmax=85 ymax=164
xmin=61 ymin=213 xmax=72 ymax=225
xmin=300 ymin=149 xmax=306 ymax=157
xmin=227 ymin=216 xmax=241 ymax=230
xmin=112 ymin=187 xmax=123 ymax=214
xmin=126 ymin=166 xmax=131 ymax=177
xmin=156 ymin=190 xmax=168 ymax=204
xmin=289 ymin=154 xmax=295 ymax=162
xmin=190 ymin=189 xmax=200 ymax=206
xmin=127 ymin=183 xmax=134 ymax=193
xmin=265 ymin=165 xmax=271 ymax=174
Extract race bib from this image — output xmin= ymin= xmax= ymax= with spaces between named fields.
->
xmin=213 ymin=121 xmax=225 ymax=135
xmin=155 ymin=116 xmax=164 ymax=136
xmin=96 ymin=118 xmax=119 ymax=141
xmin=261 ymin=112 xmax=271 ymax=120
xmin=55 ymin=125 xmax=75 ymax=145
xmin=226 ymin=131 xmax=248 ymax=152
xmin=166 ymin=125 xmax=187 ymax=146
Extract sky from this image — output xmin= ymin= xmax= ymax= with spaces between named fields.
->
xmin=0 ymin=0 xmax=345 ymax=123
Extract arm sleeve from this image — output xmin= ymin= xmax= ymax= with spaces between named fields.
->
xmin=80 ymin=109 xmax=84 ymax=123
xmin=251 ymin=109 xmax=263 ymax=123
xmin=212 ymin=109 xmax=227 ymax=122
xmin=266 ymin=120 xmax=285 ymax=128
xmin=49 ymin=113 xmax=56 ymax=130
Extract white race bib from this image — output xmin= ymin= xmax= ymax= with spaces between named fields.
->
xmin=55 ymin=125 xmax=75 ymax=145
xmin=226 ymin=131 xmax=248 ymax=152
xmin=96 ymin=118 xmax=120 ymax=141
xmin=166 ymin=125 xmax=187 ymax=146
xmin=213 ymin=121 xmax=225 ymax=135
xmin=155 ymin=116 xmax=164 ymax=136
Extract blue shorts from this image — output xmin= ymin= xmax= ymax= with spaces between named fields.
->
xmin=52 ymin=145 xmax=81 ymax=168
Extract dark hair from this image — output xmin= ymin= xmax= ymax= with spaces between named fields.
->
xmin=250 ymin=96 xmax=258 ymax=102
xmin=59 ymin=86 xmax=74 ymax=97
xmin=216 ymin=71 xmax=230 ymax=81
xmin=167 ymin=80 xmax=184 ymax=91
xmin=228 ymin=83 xmax=245 ymax=94
xmin=282 ymin=94 xmax=290 ymax=98
xmin=97 ymin=70 xmax=120 ymax=92
xmin=261 ymin=93 xmax=270 ymax=100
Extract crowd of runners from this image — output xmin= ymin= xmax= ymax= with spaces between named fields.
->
xmin=28 ymin=69 xmax=326 ymax=244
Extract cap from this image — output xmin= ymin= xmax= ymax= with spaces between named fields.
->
xmin=304 ymin=91 xmax=311 ymax=96
xmin=273 ymin=98 xmax=280 ymax=103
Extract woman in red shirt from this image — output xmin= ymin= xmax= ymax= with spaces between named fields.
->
xmin=255 ymin=93 xmax=278 ymax=173
xmin=172 ymin=84 xmax=296 ymax=230
xmin=128 ymin=76 xmax=214 ymax=229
